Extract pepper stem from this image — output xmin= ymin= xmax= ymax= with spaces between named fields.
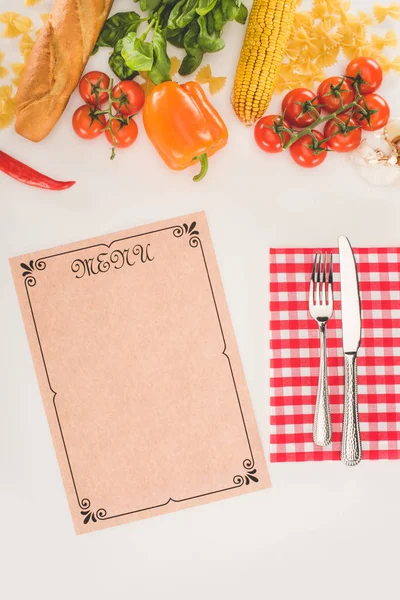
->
xmin=193 ymin=154 xmax=208 ymax=182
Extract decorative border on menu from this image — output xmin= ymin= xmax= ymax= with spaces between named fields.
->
xmin=22 ymin=222 xmax=258 ymax=525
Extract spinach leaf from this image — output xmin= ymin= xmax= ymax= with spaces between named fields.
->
xmin=140 ymin=0 xmax=162 ymax=11
xmin=235 ymin=2 xmax=248 ymax=24
xmin=179 ymin=50 xmax=203 ymax=75
xmin=95 ymin=0 xmax=247 ymax=78
xmin=149 ymin=31 xmax=171 ymax=84
xmin=158 ymin=5 xmax=174 ymax=30
xmin=179 ymin=21 xmax=204 ymax=75
xmin=198 ymin=14 xmax=225 ymax=52
xmin=196 ymin=0 xmax=218 ymax=17
xmin=109 ymin=40 xmax=138 ymax=80
xmin=183 ymin=20 xmax=200 ymax=52
xmin=166 ymin=29 xmax=187 ymax=48
xmin=167 ymin=0 xmax=188 ymax=31
xmin=176 ymin=0 xmax=199 ymax=28
xmin=96 ymin=12 xmax=142 ymax=49
xmin=121 ymin=33 xmax=154 ymax=72
xmin=221 ymin=0 xmax=240 ymax=21
xmin=211 ymin=5 xmax=228 ymax=32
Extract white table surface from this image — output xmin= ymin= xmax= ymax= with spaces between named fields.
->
xmin=1 ymin=1 xmax=400 ymax=598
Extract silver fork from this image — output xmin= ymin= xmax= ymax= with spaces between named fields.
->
xmin=309 ymin=253 xmax=334 ymax=447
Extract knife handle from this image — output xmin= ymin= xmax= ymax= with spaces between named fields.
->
xmin=341 ymin=353 xmax=362 ymax=466
xmin=313 ymin=323 xmax=332 ymax=446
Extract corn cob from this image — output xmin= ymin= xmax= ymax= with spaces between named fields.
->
xmin=233 ymin=0 xmax=297 ymax=125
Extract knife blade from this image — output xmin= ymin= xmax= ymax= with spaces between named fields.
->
xmin=338 ymin=236 xmax=362 ymax=466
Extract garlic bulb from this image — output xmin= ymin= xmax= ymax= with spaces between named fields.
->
xmin=350 ymin=120 xmax=400 ymax=186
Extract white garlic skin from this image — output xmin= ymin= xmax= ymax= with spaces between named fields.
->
xmin=385 ymin=118 xmax=400 ymax=146
xmin=351 ymin=140 xmax=400 ymax=186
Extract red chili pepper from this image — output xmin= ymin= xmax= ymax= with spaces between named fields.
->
xmin=0 ymin=151 xmax=75 ymax=191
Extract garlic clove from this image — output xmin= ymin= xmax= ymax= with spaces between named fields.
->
xmin=385 ymin=118 xmax=400 ymax=146
xmin=351 ymin=141 xmax=400 ymax=186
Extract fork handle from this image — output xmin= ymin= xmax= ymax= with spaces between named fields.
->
xmin=313 ymin=323 xmax=332 ymax=446
xmin=341 ymin=353 xmax=362 ymax=466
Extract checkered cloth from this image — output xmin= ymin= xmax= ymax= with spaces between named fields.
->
xmin=270 ymin=248 xmax=400 ymax=462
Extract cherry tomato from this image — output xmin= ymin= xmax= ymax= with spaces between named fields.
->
xmin=353 ymin=93 xmax=390 ymax=131
xmin=345 ymin=57 xmax=383 ymax=94
xmin=72 ymin=105 xmax=106 ymax=139
xmin=318 ymin=77 xmax=355 ymax=113
xmin=105 ymin=118 xmax=138 ymax=148
xmin=281 ymin=88 xmax=321 ymax=128
xmin=112 ymin=81 xmax=145 ymax=117
xmin=254 ymin=115 xmax=291 ymax=154
xmin=323 ymin=115 xmax=362 ymax=153
xmin=289 ymin=131 xmax=328 ymax=168
xmin=79 ymin=71 xmax=110 ymax=106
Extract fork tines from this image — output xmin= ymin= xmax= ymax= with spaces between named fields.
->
xmin=310 ymin=253 xmax=333 ymax=307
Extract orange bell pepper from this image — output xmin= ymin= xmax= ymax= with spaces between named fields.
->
xmin=143 ymin=81 xmax=228 ymax=181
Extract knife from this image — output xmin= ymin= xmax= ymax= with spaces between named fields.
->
xmin=338 ymin=236 xmax=362 ymax=466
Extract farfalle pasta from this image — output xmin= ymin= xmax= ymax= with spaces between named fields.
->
xmin=0 ymin=85 xmax=15 ymax=129
xmin=196 ymin=65 xmax=227 ymax=95
xmin=371 ymin=30 xmax=398 ymax=50
xmin=378 ymin=53 xmax=400 ymax=71
xmin=0 ymin=12 xmax=32 ymax=38
xmin=277 ymin=0 xmax=400 ymax=94
xmin=315 ymin=46 xmax=340 ymax=68
xmin=11 ymin=63 xmax=26 ymax=87
xmin=19 ymin=33 xmax=34 ymax=62
xmin=0 ymin=4 xmax=49 ymax=130
xmin=169 ymin=56 xmax=181 ymax=77
xmin=0 ymin=52 xmax=8 ymax=79
xmin=374 ymin=2 xmax=400 ymax=23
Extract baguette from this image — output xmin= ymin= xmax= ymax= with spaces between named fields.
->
xmin=15 ymin=0 xmax=114 ymax=142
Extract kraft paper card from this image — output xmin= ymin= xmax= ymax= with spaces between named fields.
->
xmin=10 ymin=212 xmax=270 ymax=534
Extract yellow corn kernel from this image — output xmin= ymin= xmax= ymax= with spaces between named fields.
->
xmin=233 ymin=0 xmax=297 ymax=125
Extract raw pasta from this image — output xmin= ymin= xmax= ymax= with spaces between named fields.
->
xmin=0 ymin=5 xmax=41 ymax=130
xmin=0 ymin=52 xmax=8 ymax=79
xmin=374 ymin=2 xmax=400 ymax=23
xmin=277 ymin=0 xmax=400 ymax=95
xmin=169 ymin=56 xmax=181 ymax=77
xmin=19 ymin=33 xmax=34 ymax=61
xmin=0 ymin=12 xmax=32 ymax=38
xmin=196 ymin=65 xmax=226 ymax=95
xmin=0 ymin=85 xmax=15 ymax=129
xmin=11 ymin=62 xmax=25 ymax=87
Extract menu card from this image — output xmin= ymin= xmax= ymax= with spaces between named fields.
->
xmin=10 ymin=212 xmax=270 ymax=534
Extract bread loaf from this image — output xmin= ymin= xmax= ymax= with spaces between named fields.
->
xmin=15 ymin=0 xmax=114 ymax=142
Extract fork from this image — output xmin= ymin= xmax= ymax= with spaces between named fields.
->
xmin=309 ymin=253 xmax=334 ymax=447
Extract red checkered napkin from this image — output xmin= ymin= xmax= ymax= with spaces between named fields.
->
xmin=270 ymin=248 xmax=400 ymax=462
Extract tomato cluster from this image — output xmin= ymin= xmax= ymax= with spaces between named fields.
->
xmin=72 ymin=71 xmax=145 ymax=157
xmin=254 ymin=57 xmax=390 ymax=168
